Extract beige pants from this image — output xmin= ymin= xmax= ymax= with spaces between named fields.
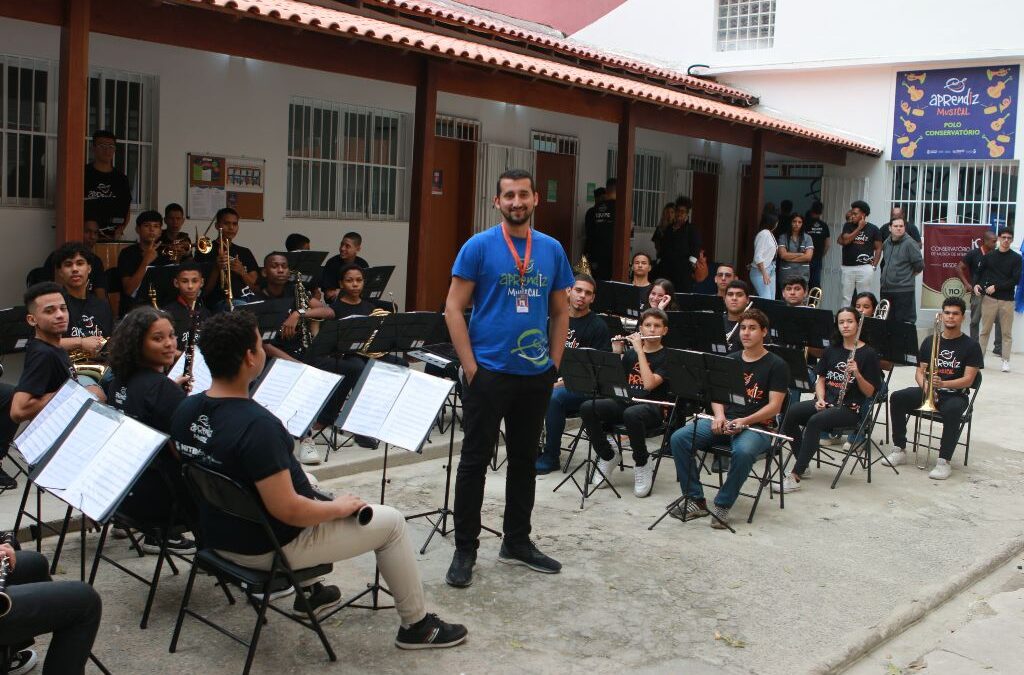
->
xmin=218 ymin=504 xmax=426 ymax=625
xmin=980 ymin=296 xmax=1014 ymax=360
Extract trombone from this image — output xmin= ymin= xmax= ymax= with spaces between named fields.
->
xmin=915 ymin=312 xmax=942 ymax=469
xmin=806 ymin=287 xmax=823 ymax=308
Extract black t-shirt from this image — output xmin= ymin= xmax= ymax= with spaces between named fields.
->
xmin=253 ymin=285 xmax=303 ymax=356
xmin=585 ymin=200 xmax=615 ymax=275
xmin=63 ymin=293 xmax=113 ymax=339
xmin=634 ymin=283 xmax=653 ymax=310
xmin=330 ymin=298 xmax=377 ymax=319
xmin=724 ymin=316 xmax=742 ymax=354
xmin=43 ymin=250 xmax=107 ymax=292
xmin=16 ymin=339 xmax=74 ymax=397
xmin=84 ymin=163 xmax=132 ymax=237
xmin=194 ymin=240 xmax=260 ymax=305
xmin=805 ymin=217 xmax=831 ymax=261
xmin=919 ymin=333 xmax=982 ymax=397
xmin=841 ymin=222 xmax=880 ymax=267
xmin=161 ymin=298 xmax=211 ymax=351
xmin=106 ymin=368 xmax=186 ymax=434
xmin=816 ymin=344 xmax=882 ymax=410
xmin=623 ymin=347 xmax=671 ymax=400
xmin=962 ymin=247 xmax=988 ymax=285
xmin=170 ymin=395 xmax=315 ymax=554
xmin=659 ymin=224 xmax=701 ymax=292
xmin=566 ymin=312 xmax=612 ymax=351
xmin=725 ymin=350 xmax=789 ymax=424
xmin=117 ymin=244 xmax=174 ymax=314
xmin=319 ymin=254 xmax=370 ymax=292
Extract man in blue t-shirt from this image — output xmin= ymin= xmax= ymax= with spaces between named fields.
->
xmin=444 ymin=169 xmax=574 ymax=588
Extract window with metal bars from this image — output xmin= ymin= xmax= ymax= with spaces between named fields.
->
xmin=607 ymin=147 xmax=666 ymax=231
xmin=1 ymin=55 xmax=56 ymax=207
xmin=689 ymin=155 xmax=721 ymax=175
xmin=889 ymin=161 xmax=1017 ymax=230
xmin=287 ymin=97 xmax=409 ymax=220
xmin=531 ymin=131 xmax=578 ymax=156
xmin=716 ymin=0 xmax=776 ymax=51
xmin=436 ymin=114 xmax=480 ymax=142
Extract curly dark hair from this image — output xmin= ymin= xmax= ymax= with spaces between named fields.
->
xmin=108 ymin=306 xmax=173 ymax=381
xmin=199 ymin=310 xmax=258 ymax=380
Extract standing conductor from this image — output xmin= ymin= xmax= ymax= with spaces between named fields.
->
xmin=444 ymin=169 xmax=574 ymax=588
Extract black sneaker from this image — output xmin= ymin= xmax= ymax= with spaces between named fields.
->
xmin=142 ymin=534 xmax=197 ymax=555
xmin=291 ymin=582 xmax=343 ymax=619
xmin=0 ymin=469 xmax=17 ymax=491
xmin=395 ymin=613 xmax=468 ymax=650
xmin=667 ymin=498 xmax=709 ymax=522
xmin=498 ymin=540 xmax=561 ymax=574
xmin=7 ymin=649 xmax=38 ymax=675
xmin=354 ymin=434 xmax=380 ymax=449
xmin=445 ymin=550 xmax=475 ymax=588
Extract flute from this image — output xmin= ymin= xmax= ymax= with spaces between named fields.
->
xmin=611 ymin=335 xmax=662 ymax=342
xmin=696 ymin=413 xmax=792 ymax=442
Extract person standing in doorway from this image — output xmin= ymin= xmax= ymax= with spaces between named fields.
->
xmin=958 ymin=230 xmax=1001 ymax=353
xmin=838 ymin=200 xmax=881 ymax=307
xmin=977 ymin=227 xmax=1022 ymax=372
xmin=879 ymin=216 xmax=924 ymax=324
xmin=444 ymin=169 xmax=575 ymax=588
xmin=750 ymin=212 xmax=778 ymax=299
xmin=585 ymin=180 xmax=616 ymax=280
xmin=657 ymin=196 xmax=701 ymax=293
xmin=804 ymin=201 xmax=831 ymax=290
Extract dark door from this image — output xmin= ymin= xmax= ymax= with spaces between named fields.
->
xmin=691 ymin=170 xmax=719 ymax=261
xmin=533 ymin=151 xmax=576 ymax=254
xmin=423 ymin=138 xmax=476 ymax=310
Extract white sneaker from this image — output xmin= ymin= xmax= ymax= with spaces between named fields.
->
xmin=633 ymin=462 xmax=654 ymax=498
xmin=1002 ymin=359 xmax=1010 ymax=373
xmin=885 ymin=449 xmax=907 ymax=466
xmin=802 ymin=465 xmax=812 ymax=478
xmin=591 ymin=450 xmax=620 ymax=489
xmin=929 ymin=458 xmax=952 ymax=480
xmin=298 ymin=437 xmax=321 ymax=465
xmin=781 ymin=474 xmax=801 ymax=493
xmin=822 ymin=435 xmax=842 ymax=447
xmin=841 ymin=441 xmax=852 ymax=452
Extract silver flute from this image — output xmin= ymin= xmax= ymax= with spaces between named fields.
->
xmin=696 ymin=413 xmax=793 ymax=442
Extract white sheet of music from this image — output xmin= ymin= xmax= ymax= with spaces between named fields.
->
xmin=340 ymin=361 xmax=408 ymax=440
xmin=34 ymin=407 xmax=118 ymax=496
xmin=168 ymin=348 xmax=212 ymax=395
xmin=379 ymin=369 xmax=454 ymax=451
xmin=14 ymin=380 xmax=96 ymax=465
xmin=252 ymin=360 xmax=342 ymax=437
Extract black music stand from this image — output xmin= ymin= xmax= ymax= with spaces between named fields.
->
xmin=552 ymin=348 xmax=627 ymax=509
xmin=361 ymin=266 xmax=395 ymax=301
xmin=674 ymin=293 xmax=725 ymax=314
xmin=361 ymin=312 xmax=442 ymax=355
xmin=861 ymin=318 xmax=919 ymax=367
xmin=0 ymin=306 xmax=31 ymax=356
xmin=595 ymin=280 xmax=644 ymax=319
xmin=598 ymin=313 xmax=625 ymax=337
xmin=243 ymin=298 xmax=294 ymax=343
xmin=665 ymin=311 xmax=730 ymax=354
xmin=307 ymin=315 xmax=383 ymax=358
xmin=138 ymin=264 xmax=180 ymax=306
xmin=767 ymin=345 xmax=814 ymax=392
xmin=773 ymin=304 xmax=834 ymax=352
xmin=284 ymin=250 xmax=328 ymax=287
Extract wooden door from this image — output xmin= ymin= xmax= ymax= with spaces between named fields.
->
xmin=423 ymin=138 xmax=476 ymax=310
xmin=691 ymin=170 xmax=718 ymax=262
xmin=533 ymin=150 xmax=576 ymax=254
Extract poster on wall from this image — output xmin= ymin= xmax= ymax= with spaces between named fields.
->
xmin=921 ymin=222 xmax=991 ymax=308
xmin=891 ymin=65 xmax=1018 ymax=160
xmin=186 ymin=153 xmax=265 ymax=221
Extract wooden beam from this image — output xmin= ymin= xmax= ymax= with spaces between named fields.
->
xmin=55 ymin=0 xmax=89 ymax=245
xmin=406 ymin=59 xmax=438 ymax=311
xmin=763 ymin=132 xmax=847 ymax=165
xmin=748 ymin=129 xmax=766 ymax=243
xmin=613 ymin=101 xmax=636 ymax=282
xmin=634 ymin=102 xmax=755 ymax=148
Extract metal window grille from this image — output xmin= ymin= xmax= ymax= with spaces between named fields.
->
xmin=607 ymin=146 xmax=666 ymax=231
xmin=889 ymin=160 xmax=1018 ymax=230
xmin=531 ymin=131 xmax=578 ymax=156
xmin=287 ymin=97 xmax=409 ymax=220
xmin=741 ymin=162 xmax=824 ymax=178
xmin=435 ymin=114 xmax=480 ymax=142
xmin=1 ymin=54 xmax=57 ymax=207
xmin=87 ymin=67 xmax=157 ymax=211
xmin=716 ymin=0 xmax=776 ymax=52
xmin=689 ymin=155 xmax=721 ymax=175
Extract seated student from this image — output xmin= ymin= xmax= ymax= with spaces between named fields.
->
xmin=0 ymin=542 xmax=103 ymax=675
xmin=320 ymin=232 xmax=369 ymax=303
xmin=885 ymin=297 xmax=981 ymax=480
xmin=195 ymin=207 xmax=260 ymax=310
xmin=41 ymin=218 xmax=108 ymax=300
xmin=781 ymin=276 xmax=809 ymax=307
xmin=535 ymin=273 xmax=612 ymax=474
xmin=104 ymin=306 xmax=196 ymax=553
xmin=630 ymin=252 xmax=654 ymax=309
xmin=668 ymin=308 xmax=788 ymax=529
xmin=723 ymin=279 xmax=752 ymax=354
xmin=118 ymin=210 xmax=173 ymax=316
xmin=169 ymin=311 xmax=467 ymax=647
xmin=53 ymin=242 xmax=114 ymax=351
xmin=712 ymin=262 xmax=737 ymax=298
xmin=853 ymin=291 xmax=879 ymax=318
xmin=779 ymin=307 xmax=882 ymax=493
xmin=160 ymin=262 xmax=211 ymax=353
xmin=644 ymin=277 xmax=678 ymax=311
xmin=579 ymin=308 xmax=671 ymax=498
xmin=285 ymin=233 xmax=311 ymax=251
xmin=160 ymin=203 xmax=193 ymax=262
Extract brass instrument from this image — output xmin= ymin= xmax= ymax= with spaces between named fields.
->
xmin=358 ymin=307 xmax=392 ymax=359
xmin=806 ymin=287 xmax=823 ymax=308
xmin=195 ymin=217 xmax=216 ymax=255
xmin=834 ymin=311 xmax=865 ymax=410
xmin=875 ymin=299 xmax=890 ymax=320
xmin=915 ymin=312 xmax=942 ymax=469
xmin=148 ymin=283 xmax=158 ymax=309
xmin=574 ymin=254 xmax=593 ymax=276
xmin=158 ymin=233 xmax=193 ymax=263
xmin=219 ymin=233 xmax=234 ymax=312
xmin=69 ymin=323 xmax=109 ymax=383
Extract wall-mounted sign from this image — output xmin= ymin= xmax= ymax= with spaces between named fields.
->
xmin=187 ymin=153 xmax=265 ymax=221
xmin=921 ymin=222 xmax=991 ymax=308
xmin=891 ymin=65 xmax=1018 ymax=160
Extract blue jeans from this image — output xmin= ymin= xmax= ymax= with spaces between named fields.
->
xmin=751 ymin=264 xmax=776 ymax=299
xmin=542 ymin=387 xmax=588 ymax=458
xmin=670 ymin=418 xmax=771 ymax=509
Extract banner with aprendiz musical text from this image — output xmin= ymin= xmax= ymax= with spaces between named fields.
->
xmin=892 ymin=65 xmax=1018 ymax=160
xmin=922 ymin=223 xmax=991 ymax=309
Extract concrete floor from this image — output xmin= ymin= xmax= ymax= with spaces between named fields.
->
xmin=4 ymin=354 xmax=1024 ymax=674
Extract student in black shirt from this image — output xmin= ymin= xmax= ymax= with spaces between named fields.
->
xmin=838 ymin=200 xmax=881 ymax=306
xmin=319 ymin=231 xmax=369 ymax=302
xmin=780 ymin=307 xmax=881 ymax=492
xmin=781 ymin=276 xmax=809 ymax=307
xmin=804 ymin=201 xmax=830 ymax=289
xmin=160 ymin=262 xmax=210 ymax=352
xmin=723 ymin=280 xmax=752 ymax=353
xmin=578 ymin=308 xmax=670 ymax=498
xmin=41 ymin=219 xmax=108 ymax=300
xmin=52 ymin=242 xmax=113 ymax=347
xmin=644 ymin=278 xmax=678 ymax=312
xmin=713 ymin=262 xmax=737 ymax=298
xmin=669 ymin=308 xmax=788 ymax=529
xmin=168 ymin=311 xmax=467 ymax=647
xmin=536 ymin=273 xmax=612 ymax=474
xmin=84 ymin=130 xmax=132 ymax=240
xmin=976 ymin=227 xmax=1021 ymax=371
xmin=958 ymin=230 xmax=999 ymax=348
xmin=886 ymin=297 xmax=982 ymax=480
xmin=584 ymin=180 xmax=615 ymax=281
xmin=105 ymin=306 xmax=196 ymax=553
xmin=118 ymin=210 xmax=173 ymax=316
xmin=630 ymin=252 xmax=654 ymax=309
xmin=195 ymin=207 xmax=260 ymax=310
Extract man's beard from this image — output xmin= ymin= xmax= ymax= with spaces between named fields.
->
xmin=502 ymin=207 xmax=533 ymax=226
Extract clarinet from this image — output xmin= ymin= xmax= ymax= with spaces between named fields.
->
xmin=834 ymin=313 xmax=865 ymax=410
xmin=0 ymin=532 xmax=14 ymax=618
xmin=182 ymin=301 xmax=201 ymax=394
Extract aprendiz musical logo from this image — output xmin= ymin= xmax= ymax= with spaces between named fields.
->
xmin=935 ymin=348 xmax=961 ymax=376
xmin=565 ymin=327 xmax=579 ymax=349
xmin=628 ymin=360 xmax=644 ymax=389
xmin=190 ymin=414 xmax=213 ymax=444
xmin=501 ymin=260 xmax=548 ymax=298
xmin=69 ymin=314 xmax=99 ymax=338
xmin=743 ymin=371 xmax=764 ymax=403
xmin=114 ymin=386 xmax=127 ymax=407
xmin=511 ymin=328 xmax=549 ymax=366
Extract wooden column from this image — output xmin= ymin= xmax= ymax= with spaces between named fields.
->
xmin=613 ymin=101 xmax=635 ymax=282
xmin=55 ymin=0 xmax=89 ymax=244
xmin=748 ymin=129 xmax=766 ymax=231
xmin=406 ymin=59 xmax=437 ymax=311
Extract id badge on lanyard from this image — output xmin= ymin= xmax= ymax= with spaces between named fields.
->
xmin=502 ymin=223 xmax=533 ymax=315
xmin=515 ymin=288 xmax=529 ymax=313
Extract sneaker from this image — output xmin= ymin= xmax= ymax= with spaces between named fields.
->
xmin=841 ymin=441 xmax=852 ymax=452
xmin=298 ymin=437 xmax=321 ymax=465
xmin=885 ymin=449 xmax=907 ymax=466
xmin=250 ymin=586 xmax=297 ymax=603
xmin=111 ymin=525 xmax=129 ymax=539
xmin=633 ymin=462 xmax=654 ymax=498
xmin=821 ymin=434 xmax=842 ymax=447
xmin=354 ymin=434 xmax=380 ymax=449
xmin=591 ymin=450 xmax=620 ymax=489
xmin=929 ymin=458 xmax=952 ymax=480
xmin=7 ymin=649 xmax=38 ymax=675
xmin=1002 ymin=359 xmax=1010 ymax=373
xmin=534 ymin=453 xmax=560 ymax=475
xmin=142 ymin=534 xmax=197 ymax=555
xmin=498 ymin=540 xmax=561 ymax=574
xmin=709 ymin=505 xmax=731 ymax=530
xmin=445 ymin=550 xmax=475 ymax=588
xmin=291 ymin=582 xmax=343 ymax=619
xmin=0 ymin=469 xmax=17 ymax=490
xmin=781 ymin=473 xmax=801 ymax=493
xmin=395 ymin=612 xmax=468 ymax=650
xmin=667 ymin=498 xmax=708 ymax=522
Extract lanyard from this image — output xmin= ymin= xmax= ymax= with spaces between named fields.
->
xmin=500 ymin=223 xmax=532 ymax=287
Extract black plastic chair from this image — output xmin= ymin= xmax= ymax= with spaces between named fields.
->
xmin=910 ymin=371 xmax=982 ymax=467
xmin=169 ymin=463 xmax=337 ymax=675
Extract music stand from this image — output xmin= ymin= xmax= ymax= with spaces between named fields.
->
xmin=361 ymin=312 xmax=442 ymax=355
xmin=665 ymin=311 xmax=730 ymax=354
xmin=361 ymin=266 xmax=395 ymax=301
xmin=0 ymin=306 xmax=31 ymax=355
xmin=767 ymin=345 xmax=814 ymax=392
xmin=598 ymin=313 xmax=625 ymax=337
xmin=552 ymin=348 xmax=627 ymax=509
xmin=307 ymin=315 xmax=383 ymax=358
xmin=284 ymin=250 xmax=328 ymax=287
xmin=138 ymin=264 xmax=180 ymax=305
xmin=595 ymin=280 xmax=644 ymax=319
xmin=774 ymin=305 xmax=833 ymax=352
xmin=243 ymin=298 xmax=293 ymax=343
xmin=674 ymin=293 xmax=725 ymax=314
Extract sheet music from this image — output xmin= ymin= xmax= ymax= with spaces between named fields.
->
xmin=34 ymin=408 xmax=118 ymax=494
xmin=14 ymin=380 xmax=96 ymax=465
xmin=253 ymin=360 xmax=342 ymax=436
xmin=340 ymin=361 xmax=408 ymax=439
xmin=380 ymin=369 xmax=454 ymax=451
xmin=252 ymin=359 xmax=302 ymax=412
xmin=168 ymin=348 xmax=212 ymax=394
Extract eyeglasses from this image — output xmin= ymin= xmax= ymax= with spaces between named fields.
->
xmin=94 ymin=142 xmax=116 ymax=149
xmin=715 ymin=272 xmax=734 ymax=278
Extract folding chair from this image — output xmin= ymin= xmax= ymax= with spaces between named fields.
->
xmin=910 ymin=371 xmax=982 ymax=467
xmin=170 ymin=463 xmax=337 ymax=675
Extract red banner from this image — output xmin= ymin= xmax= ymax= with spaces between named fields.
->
xmin=922 ymin=223 xmax=990 ymax=308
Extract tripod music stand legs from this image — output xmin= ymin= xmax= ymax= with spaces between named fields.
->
xmin=553 ymin=434 xmax=621 ymax=510
xmin=340 ymin=443 xmax=394 ymax=612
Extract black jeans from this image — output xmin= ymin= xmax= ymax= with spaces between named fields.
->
xmin=578 ymin=399 xmax=662 ymax=466
xmin=809 ymin=257 xmax=824 ymax=290
xmin=781 ymin=400 xmax=861 ymax=476
xmin=453 ymin=366 xmax=555 ymax=552
xmin=881 ymin=289 xmax=916 ymax=324
xmin=889 ymin=387 xmax=969 ymax=461
xmin=0 ymin=551 xmax=102 ymax=674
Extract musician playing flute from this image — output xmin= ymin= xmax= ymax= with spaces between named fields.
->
xmin=779 ymin=307 xmax=882 ymax=493
xmin=668 ymin=308 xmax=789 ymax=528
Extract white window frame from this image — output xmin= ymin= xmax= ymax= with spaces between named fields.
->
xmin=888 ymin=160 xmax=1018 ymax=230
xmin=716 ymin=0 xmax=776 ymax=52
xmin=607 ymin=146 xmax=667 ymax=232
xmin=1 ymin=54 xmax=57 ymax=208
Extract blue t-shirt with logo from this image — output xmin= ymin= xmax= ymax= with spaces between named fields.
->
xmin=452 ymin=224 xmax=574 ymax=375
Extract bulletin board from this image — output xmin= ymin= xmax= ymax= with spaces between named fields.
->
xmin=186 ymin=153 xmax=265 ymax=221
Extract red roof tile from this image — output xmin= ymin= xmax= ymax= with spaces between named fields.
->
xmin=181 ymin=0 xmax=882 ymax=156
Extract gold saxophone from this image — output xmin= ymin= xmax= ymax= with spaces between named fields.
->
xmin=358 ymin=307 xmax=393 ymax=359
xmin=69 ymin=324 xmax=109 ymax=383
xmin=293 ymin=274 xmax=319 ymax=351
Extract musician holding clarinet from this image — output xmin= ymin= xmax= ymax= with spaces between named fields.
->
xmin=668 ymin=308 xmax=789 ymax=529
xmin=779 ymin=307 xmax=882 ymax=493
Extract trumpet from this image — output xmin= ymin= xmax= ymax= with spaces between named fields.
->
xmin=875 ymin=299 xmax=890 ymax=320
xmin=158 ymin=233 xmax=193 ymax=263
xmin=806 ymin=287 xmax=823 ymax=308
xmin=915 ymin=312 xmax=942 ymax=469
